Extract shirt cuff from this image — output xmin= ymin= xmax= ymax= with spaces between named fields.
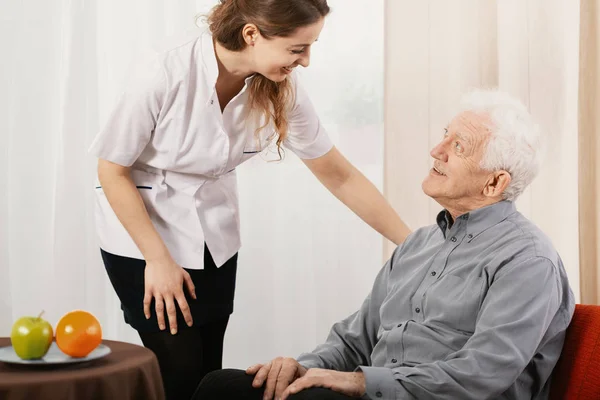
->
xmin=296 ymin=353 xmax=324 ymax=370
xmin=357 ymin=366 xmax=396 ymax=399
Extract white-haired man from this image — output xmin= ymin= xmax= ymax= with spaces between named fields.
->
xmin=193 ymin=89 xmax=575 ymax=400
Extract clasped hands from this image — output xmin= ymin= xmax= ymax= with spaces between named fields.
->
xmin=246 ymin=357 xmax=366 ymax=400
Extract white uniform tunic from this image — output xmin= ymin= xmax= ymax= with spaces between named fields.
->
xmin=89 ymin=28 xmax=333 ymax=269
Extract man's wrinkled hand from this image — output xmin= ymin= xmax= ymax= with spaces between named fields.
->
xmin=246 ymin=357 xmax=308 ymax=400
xmin=281 ymin=369 xmax=366 ymax=400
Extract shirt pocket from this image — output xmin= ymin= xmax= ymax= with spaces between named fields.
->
xmin=241 ymin=130 xmax=277 ymax=160
xmin=423 ymin=274 xmax=487 ymax=334
xmin=93 ymin=169 xmax=161 ymax=253
xmin=242 ymin=137 xmax=265 ymax=154
xmin=95 ymin=169 xmax=159 ymax=202
xmin=129 ymin=169 xmax=162 ymax=216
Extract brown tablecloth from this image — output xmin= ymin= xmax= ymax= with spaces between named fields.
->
xmin=0 ymin=338 xmax=165 ymax=400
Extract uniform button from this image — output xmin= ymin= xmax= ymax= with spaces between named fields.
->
xmin=415 ymin=307 xmax=421 ymax=313
xmin=397 ymin=323 xmax=402 ymax=327
xmin=376 ymin=391 xmax=383 ymax=398
xmin=391 ymin=358 xmax=398 ymax=363
xmin=468 ymin=234 xmax=473 ymax=239
xmin=431 ymin=271 xmax=436 ymax=276
xmin=451 ymin=236 xmax=457 ymax=242
xmin=210 ymin=100 xmax=214 ymax=105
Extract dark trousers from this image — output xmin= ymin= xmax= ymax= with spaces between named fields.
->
xmin=193 ymin=369 xmax=355 ymax=400
xmin=101 ymin=246 xmax=238 ymax=400
xmin=139 ymin=318 xmax=229 ymax=400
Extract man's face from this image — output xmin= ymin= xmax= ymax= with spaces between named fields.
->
xmin=422 ymin=111 xmax=494 ymax=208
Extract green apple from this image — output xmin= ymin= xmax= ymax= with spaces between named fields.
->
xmin=10 ymin=311 xmax=54 ymax=360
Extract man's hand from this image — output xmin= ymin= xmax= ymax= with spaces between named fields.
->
xmin=281 ymin=369 xmax=366 ymax=400
xmin=246 ymin=357 xmax=308 ymax=400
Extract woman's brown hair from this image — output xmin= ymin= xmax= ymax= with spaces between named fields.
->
xmin=205 ymin=0 xmax=330 ymax=157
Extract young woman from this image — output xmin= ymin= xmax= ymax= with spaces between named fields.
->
xmin=89 ymin=0 xmax=410 ymax=398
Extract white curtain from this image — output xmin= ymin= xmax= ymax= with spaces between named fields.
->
xmin=0 ymin=0 xmax=385 ymax=369
xmin=232 ymin=3 xmax=385 ymax=366
xmin=383 ymin=0 xmax=581 ymax=301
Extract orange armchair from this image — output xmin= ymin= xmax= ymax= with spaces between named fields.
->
xmin=550 ymin=304 xmax=600 ymax=399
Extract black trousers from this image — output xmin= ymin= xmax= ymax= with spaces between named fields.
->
xmin=101 ymin=246 xmax=238 ymax=400
xmin=193 ymin=369 xmax=355 ymax=400
xmin=139 ymin=317 xmax=229 ymax=400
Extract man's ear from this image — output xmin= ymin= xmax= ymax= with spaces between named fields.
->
xmin=483 ymin=170 xmax=511 ymax=198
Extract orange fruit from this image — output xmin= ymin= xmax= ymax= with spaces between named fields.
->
xmin=55 ymin=310 xmax=102 ymax=358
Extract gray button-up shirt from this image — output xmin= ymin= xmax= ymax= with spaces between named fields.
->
xmin=297 ymin=200 xmax=575 ymax=399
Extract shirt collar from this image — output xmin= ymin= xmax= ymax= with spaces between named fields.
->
xmin=436 ymin=200 xmax=517 ymax=239
xmin=435 ymin=210 xmax=453 ymax=236
xmin=200 ymin=29 xmax=220 ymax=88
xmin=200 ymin=30 xmax=255 ymax=90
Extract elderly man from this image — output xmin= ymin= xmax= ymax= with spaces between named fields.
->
xmin=193 ymin=89 xmax=575 ymax=400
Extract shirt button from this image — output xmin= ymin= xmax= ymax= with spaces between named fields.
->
xmin=210 ymin=100 xmax=214 ymax=105
xmin=376 ymin=391 xmax=383 ymax=398
xmin=391 ymin=358 xmax=398 ymax=363
xmin=397 ymin=323 xmax=402 ymax=327
xmin=415 ymin=307 xmax=421 ymax=313
xmin=468 ymin=234 xmax=473 ymax=239
xmin=451 ymin=236 xmax=457 ymax=242
xmin=431 ymin=271 xmax=437 ymax=276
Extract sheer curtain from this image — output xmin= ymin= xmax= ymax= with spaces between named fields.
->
xmin=0 ymin=0 xmax=386 ymax=368
xmin=384 ymin=0 xmax=581 ymax=301
xmin=230 ymin=2 xmax=385 ymax=366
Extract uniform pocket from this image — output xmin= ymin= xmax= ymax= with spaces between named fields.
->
xmin=241 ymin=129 xmax=277 ymax=162
xmin=129 ymin=169 xmax=161 ymax=215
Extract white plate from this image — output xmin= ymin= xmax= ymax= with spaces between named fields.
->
xmin=0 ymin=342 xmax=111 ymax=365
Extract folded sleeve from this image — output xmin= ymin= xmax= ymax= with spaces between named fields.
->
xmin=88 ymin=53 xmax=167 ymax=167
xmin=282 ymin=73 xmax=334 ymax=160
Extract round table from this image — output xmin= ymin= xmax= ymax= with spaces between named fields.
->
xmin=0 ymin=338 xmax=165 ymax=400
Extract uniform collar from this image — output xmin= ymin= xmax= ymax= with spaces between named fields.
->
xmin=200 ymin=29 xmax=220 ymax=88
xmin=436 ymin=200 xmax=517 ymax=240
xmin=200 ymin=30 xmax=256 ymax=90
